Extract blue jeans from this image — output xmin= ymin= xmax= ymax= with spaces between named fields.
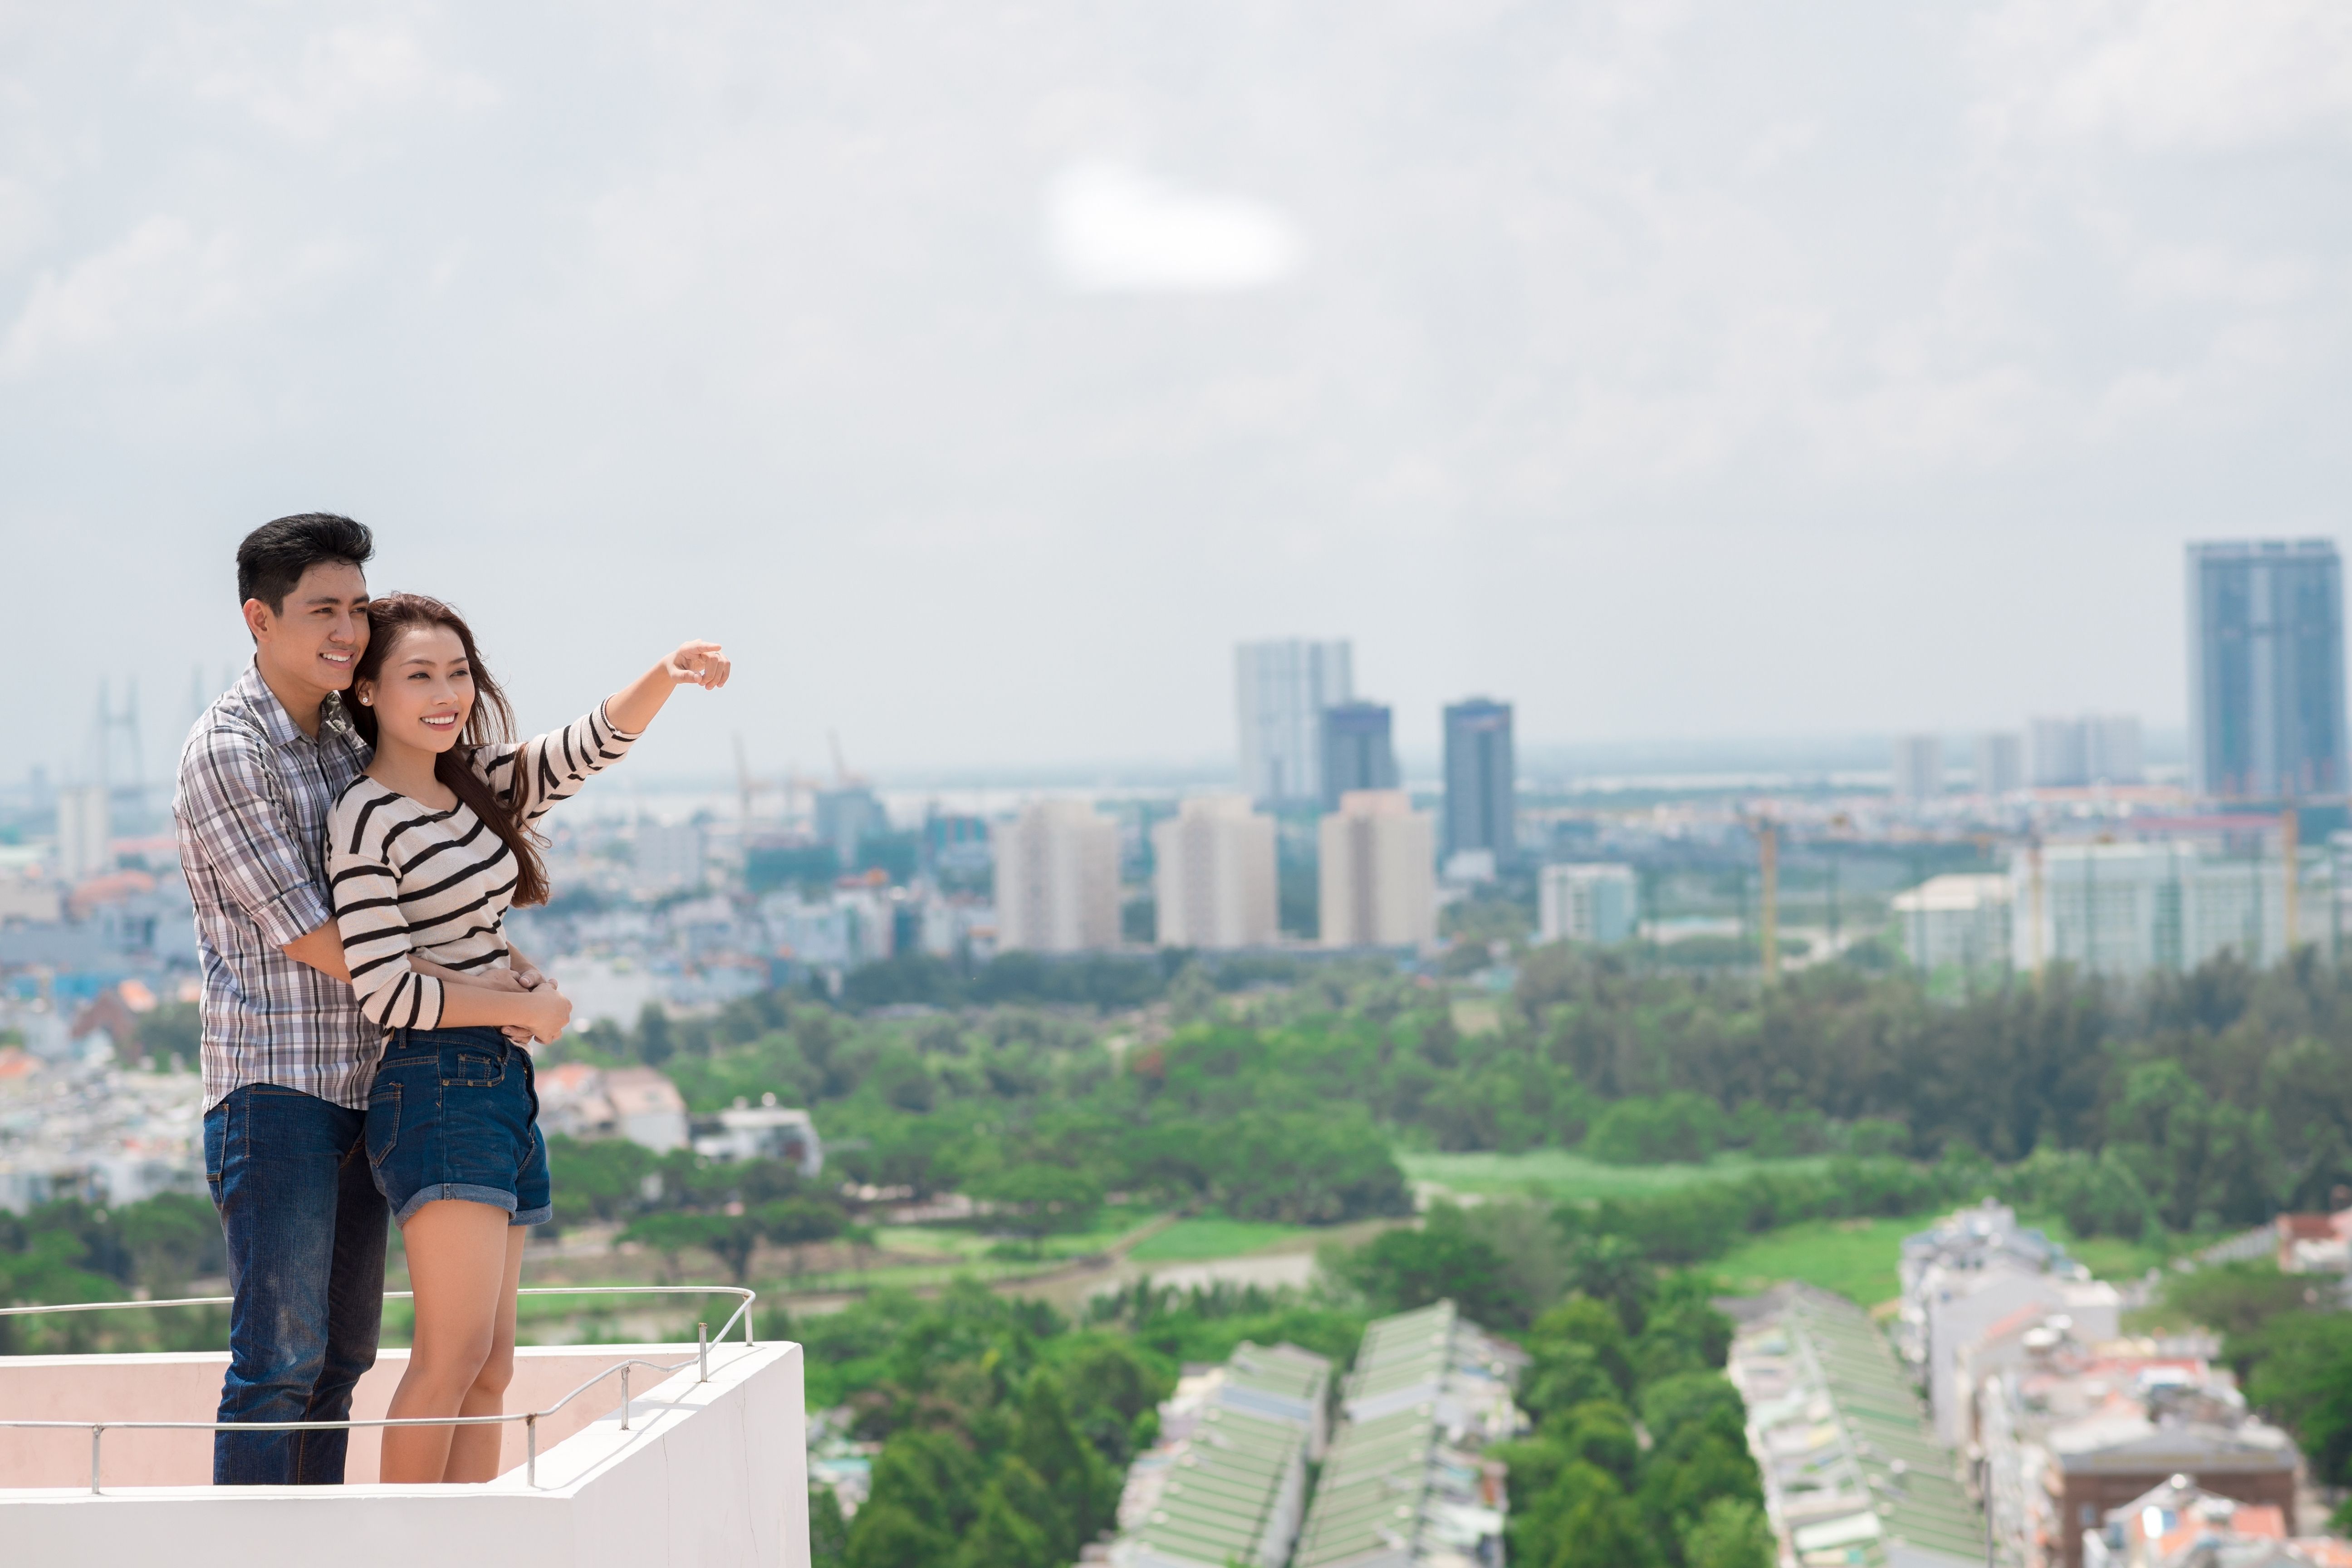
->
xmin=367 ymin=1029 xmax=552 ymax=1227
xmin=204 ymin=1083 xmax=389 ymax=1485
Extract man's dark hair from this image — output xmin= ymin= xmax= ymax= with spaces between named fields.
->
xmin=236 ymin=513 xmax=374 ymax=613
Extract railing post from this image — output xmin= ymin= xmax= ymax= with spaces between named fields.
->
xmin=743 ymin=1300 xmax=755 ymax=1347
xmin=525 ymin=1413 xmax=539 ymax=1489
xmin=698 ymin=1321 xmax=710 ymax=1382
xmin=619 ymin=1365 xmax=631 ymax=1430
xmin=90 ymin=1425 xmax=102 ymax=1494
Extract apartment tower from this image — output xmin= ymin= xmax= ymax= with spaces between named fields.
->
xmin=2188 ymin=540 xmax=2348 ymax=800
xmin=1440 ymin=699 xmax=1516 ymax=869
xmin=992 ymin=800 xmax=1119 ymax=952
xmin=1319 ymin=701 xmax=1399 ymax=812
xmin=1318 ymin=790 xmax=1436 ymax=948
xmin=1152 ymin=795 xmax=1278 ymax=949
xmin=1235 ymin=639 xmax=1353 ymax=805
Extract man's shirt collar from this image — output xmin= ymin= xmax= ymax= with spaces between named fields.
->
xmin=235 ymin=662 xmax=355 ymax=750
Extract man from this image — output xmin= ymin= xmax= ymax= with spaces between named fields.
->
xmin=175 ymin=514 xmax=383 ymax=1485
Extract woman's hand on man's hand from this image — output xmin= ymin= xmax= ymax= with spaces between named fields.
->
xmin=467 ymin=964 xmax=560 ymax=1044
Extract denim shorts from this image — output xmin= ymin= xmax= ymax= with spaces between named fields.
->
xmin=364 ymin=1027 xmax=551 ymax=1227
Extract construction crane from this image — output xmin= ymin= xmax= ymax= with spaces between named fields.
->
xmin=827 ymin=730 xmax=868 ymax=789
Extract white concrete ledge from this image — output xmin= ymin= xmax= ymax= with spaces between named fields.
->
xmin=0 ymin=1341 xmax=809 ymax=1568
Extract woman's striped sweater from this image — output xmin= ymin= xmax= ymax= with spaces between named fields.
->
xmin=326 ymin=703 xmax=637 ymax=1033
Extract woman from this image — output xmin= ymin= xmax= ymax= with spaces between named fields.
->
xmin=328 ymin=592 xmax=729 ymax=1484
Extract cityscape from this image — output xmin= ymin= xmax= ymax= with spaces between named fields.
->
xmin=6 ymin=5 xmax=2352 ymax=1568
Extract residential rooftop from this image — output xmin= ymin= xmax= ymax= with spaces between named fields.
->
xmin=1729 ymin=1281 xmax=1999 ymax=1568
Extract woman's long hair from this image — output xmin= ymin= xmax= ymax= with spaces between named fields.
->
xmin=348 ymin=593 xmax=551 ymax=907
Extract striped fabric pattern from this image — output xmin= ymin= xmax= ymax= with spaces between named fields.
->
xmin=326 ymin=703 xmax=638 ymax=1033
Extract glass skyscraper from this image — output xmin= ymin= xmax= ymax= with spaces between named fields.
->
xmin=2188 ymin=540 xmax=2347 ymax=800
xmin=1235 ymin=639 xmax=1353 ymax=804
xmin=1320 ymin=701 xmax=1398 ymax=810
xmin=1441 ymin=698 xmax=1517 ymax=865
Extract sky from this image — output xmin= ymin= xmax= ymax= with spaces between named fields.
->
xmin=2 ymin=0 xmax=2349 ymax=784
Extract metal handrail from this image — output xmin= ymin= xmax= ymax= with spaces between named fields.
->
xmin=0 ymin=1284 xmax=760 ymax=1494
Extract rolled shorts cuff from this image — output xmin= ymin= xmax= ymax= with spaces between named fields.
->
xmin=392 ymin=1183 xmax=522 ymax=1227
xmin=510 ymin=1203 xmax=552 ymax=1227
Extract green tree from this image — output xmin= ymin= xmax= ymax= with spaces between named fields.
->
xmin=1514 ymin=1460 xmax=1661 ymax=1568
xmin=1014 ymin=1372 xmax=1110 ymax=1557
xmin=620 ymin=1211 xmax=733 ymax=1283
xmin=1681 ymin=1497 xmax=1774 ymax=1568
xmin=970 ymin=1166 xmax=1103 ymax=1254
xmin=636 ymin=1001 xmax=675 ymax=1065
xmin=809 ymin=1484 xmax=850 ymax=1568
xmin=1341 ymin=1206 xmax=1519 ymax=1324
xmin=842 ymin=1503 xmax=953 ymax=1568
xmin=1528 ymin=1296 xmax=1636 ymax=1405
xmin=960 ymin=1456 xmax=1063 ymax=1568
xmin=545 ymin=1134 xmax=657 ymax=1222
xmin=2244 ymin=1313 xmax=2352 ymax=1485
xmin=1544 ymin=1399 xmax=1639 ymax=1488
xmin=113 ymin=1193 xmax=225 ymax=1294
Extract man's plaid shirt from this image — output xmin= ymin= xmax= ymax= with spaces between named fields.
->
xmin=174 ymin=664 xmax=377 ymax=1111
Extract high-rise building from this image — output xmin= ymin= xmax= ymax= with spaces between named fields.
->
xmin=2028 ymin=715 xmax=2145 ymax=788
xmin=633 ymin=820 xmax=706 ymax=893
xmin=1152 ymin=795 xmax=1278 ymax=950
xmin=2026 ymin=717 xmax=2088 ymax=788
xmin=2008 ymin=840 xmax=2318 ymax=977
xmin=1235 ymin=640 xmax=1353 ymax=805
xmin=1975 ymin=733 xmax=2024 ymax=797
xmin=53 ymin=784 xmax=110 ymax=883
xmin=1318 ymin=790 xmax=1436 ymax=948
xmin=1891 ymin=874 xmax=2013 ymax=974
xmin=992 ymin=800 xmax=1120 ymax=952
xmin=815 ymin=785 xmax=887 ymax=869
xmin=1539 ymin=864 xmax=1637 ymax=946
xmin=1891 ymin=735 xmax=1943 ymax=804
xmin=1441 ymin=699 xmax=1515 ymax=868
xmin=1319 ymin=702 xmax=1398 ymax=811
xmin=2189 ymin=540 xmax=2348 ymax=800
xmin=2084 ymin=715 xmax=2143 ymax=785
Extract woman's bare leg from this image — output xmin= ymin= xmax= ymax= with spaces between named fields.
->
xmin=379 ymin=1200 xmax=513 ymax=1484
xmin=441 ymin=1227 xmax=528 ymax=1482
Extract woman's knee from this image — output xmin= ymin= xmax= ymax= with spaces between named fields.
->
xmin=412 ymin=1326 xmax=498 ymax=1388
xmin=470 ymin=1343 xmax=514 ymax=1398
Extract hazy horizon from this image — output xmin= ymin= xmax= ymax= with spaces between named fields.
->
xmin=5 ymin=3 xmax=2347 ymax=781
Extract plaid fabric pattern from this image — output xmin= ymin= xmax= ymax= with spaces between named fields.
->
xmin=174 ymin=664 xmax=377 ymax=1111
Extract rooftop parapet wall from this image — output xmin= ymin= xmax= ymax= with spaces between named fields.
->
xmin=0 ymin=1344 xmax=687 ymax=1487
xmin=0 ymin=1340 xmax=807 ymax=1568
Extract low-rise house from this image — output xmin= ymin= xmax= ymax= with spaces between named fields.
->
xmin=693 ymin=1098 xmax=824 ymax=1178
xmin=536 ymin=1061 xmax=620 ymax=1141
xmin=1110 ymin=1341 xmax=1333 ymax=1568
xmin=1289 ymin=1302 xmax=1521 ymax=1568
xmin=1726 ymin=1282 xmax=1993 ymax=1568
xmin=1975 ymin=1317 xmax=2299 ymax=1568
xmin=2274 ymin=1212 xmax=2352 ymax=1276
xmin=602 ymin=1067 xmax=690 ymax=1152
xmin=2082 ymin=1474 xmax=2352 ymax=1568
xmin=1900 ymin=1202 xmax=2114 ymax=1445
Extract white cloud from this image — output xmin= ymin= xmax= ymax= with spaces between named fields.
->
xmin=1044 ymin=160 xmax=1303 ymax=293
xmin=1983 ymin=0 xmax=2352 ymax=150
xmin=179 ymin=18 xmax=498 ymax=140
xmin=0 ymin=217 xmax=353 ymax=376
xmin=0 ymin=218 xmax=240 ymax=375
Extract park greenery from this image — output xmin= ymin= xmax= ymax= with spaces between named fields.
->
xmin=538 ymin=938 xmax=2352 ymax=1245
xmin=16 ymin=938 xmax=2352 ymax=1565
